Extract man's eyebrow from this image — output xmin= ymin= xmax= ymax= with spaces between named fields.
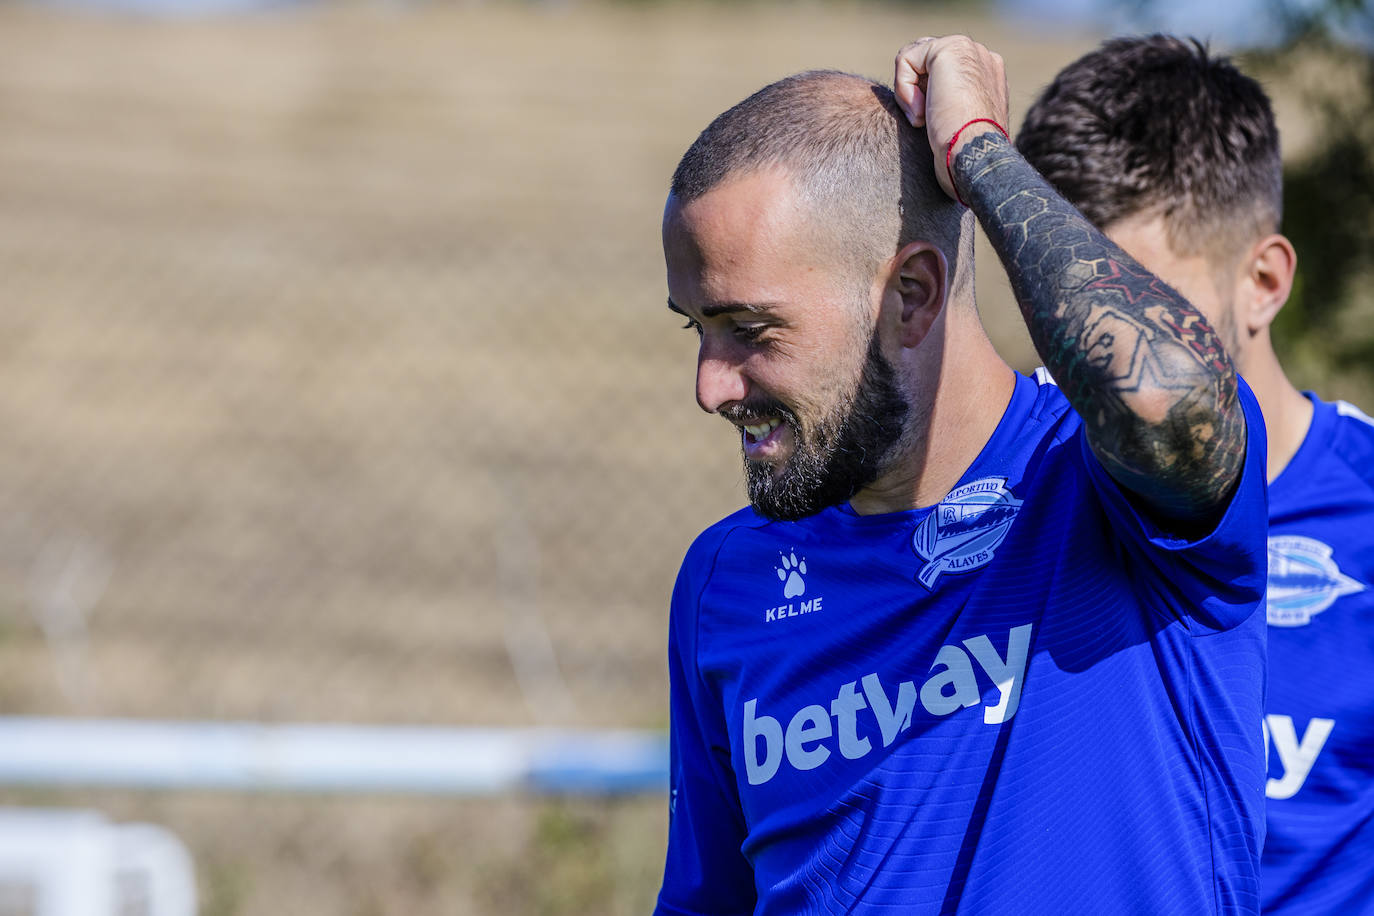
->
xmin=666 ymin=298 xmax=774 ymax=318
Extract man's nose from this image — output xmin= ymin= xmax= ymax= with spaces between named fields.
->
xmin=695 ymin=349 xmax=748 ymax=414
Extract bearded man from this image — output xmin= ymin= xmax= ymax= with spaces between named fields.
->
xmin=656 ymin=36 xmax=1268 ymax=914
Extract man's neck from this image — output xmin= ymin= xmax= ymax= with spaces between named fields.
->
xmin=849 ymin=321 xmax=1016 ymax=515
xmin=1239 ymin=339 xmax=1313 ymax=483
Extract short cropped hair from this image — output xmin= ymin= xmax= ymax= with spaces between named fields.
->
xmin=672 ymin=70 xmax=968 ymax=284
xmin=1016 ymin=36 xmax=1282 ymax=260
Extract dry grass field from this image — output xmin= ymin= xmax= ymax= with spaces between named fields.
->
xmin=0 ymin=2 xmax=1343 ymax=912
xmin=0 ymin=0 xmax=1100 ymax=736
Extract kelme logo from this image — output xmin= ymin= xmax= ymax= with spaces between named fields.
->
xmin=764 ymin=550 xmax=823 ymax=623
xmin=776 ymin=550 xmax=807 ymax=599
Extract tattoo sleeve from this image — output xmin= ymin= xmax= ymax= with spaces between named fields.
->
xmin=953 ymin=132 xmax=1246 ymax=527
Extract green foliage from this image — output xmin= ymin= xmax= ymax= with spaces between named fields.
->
xmin=1278 ymin=97 xmax=1374 ymax=345
xmin=201 ymin=861 xmax=252 ymax=916
xmin=1253 ymin=28 xmax=1374 ymax=395
xmin=475 ymin=799 xmax=664 ymax=916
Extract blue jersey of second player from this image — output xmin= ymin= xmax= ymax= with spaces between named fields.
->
xmin=657 ymin=372 xmax=1269 ymax=915
xmin=1261 ymin=395 xmax=1374 ymax=914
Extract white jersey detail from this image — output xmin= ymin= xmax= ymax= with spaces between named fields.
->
xmin=1336 ymin=399 xmax=1374 ymax=429
xmin=741 ymin=624 xmax=1034 ymax=785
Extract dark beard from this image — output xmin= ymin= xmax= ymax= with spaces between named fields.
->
xmin=739 ymin=334 xmax=909 ymax=521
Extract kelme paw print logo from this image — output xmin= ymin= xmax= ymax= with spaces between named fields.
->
xmin=776 ymin=551 xmax=807 ymax=599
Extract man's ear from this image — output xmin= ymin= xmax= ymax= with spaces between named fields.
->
xmin=887 ymin=241 xmax=948 ymax=348
xmin=1242 ymin=233 xmax=1296 ymax=333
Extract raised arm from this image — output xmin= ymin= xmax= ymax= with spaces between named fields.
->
xmin=895 ymin=36 xmax=1246 ymax=529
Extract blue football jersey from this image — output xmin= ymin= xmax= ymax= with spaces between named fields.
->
xmin=657 ymin=371 xmax=1270 ymax=916
xmin=1261 ymin=395 xmax=1374 ymax=914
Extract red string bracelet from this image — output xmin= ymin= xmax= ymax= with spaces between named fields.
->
xmin=945 ymin=117 xmax=1009 ymax=207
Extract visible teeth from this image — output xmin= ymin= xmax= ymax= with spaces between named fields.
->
xmin=743 ymin=420 xmax=781 ymax=440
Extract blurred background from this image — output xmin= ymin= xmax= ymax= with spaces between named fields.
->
xmin=0 ymin=0 xmax=1368 ymax=912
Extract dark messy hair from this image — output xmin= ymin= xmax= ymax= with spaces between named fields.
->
xmin=1016 ymin=35 xmax=1282 ymax=260
xmin=671 ymin=70 xmax=969 ymax=285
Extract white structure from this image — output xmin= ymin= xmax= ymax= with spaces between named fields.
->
xmin=0 ymin=808 xmax=195 ymax=916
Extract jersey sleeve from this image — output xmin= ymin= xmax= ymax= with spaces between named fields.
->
xmin=1078 ymin=376 xmax=1269 ymax=631
xmin=655 ymin=534 xmax=757 ymax=916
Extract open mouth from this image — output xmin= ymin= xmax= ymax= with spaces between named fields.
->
xmin=742 ymin=418 xmax=782 ymax=444
xmin=739 ymin=417 xmax=789 ymax=459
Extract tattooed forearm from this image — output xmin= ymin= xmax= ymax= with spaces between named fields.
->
xmin=953 ymin=132 xmax=1245 ymax=525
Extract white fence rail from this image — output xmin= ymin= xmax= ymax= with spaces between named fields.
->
xmin=0 ymin=718 xmax=669 ymax=795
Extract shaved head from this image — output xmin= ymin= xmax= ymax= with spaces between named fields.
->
xmin=671 ymin=70 xmax=970 ymax=287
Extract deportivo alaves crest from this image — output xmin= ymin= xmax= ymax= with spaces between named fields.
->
xmin=912 ymin=477 xmax=1023 ymax=589
xmin=1267 ymin=535 xmax=1366 ymax=627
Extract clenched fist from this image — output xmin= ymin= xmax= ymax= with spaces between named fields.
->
xmin=894 ymin=36 xmax=1009 ymax=202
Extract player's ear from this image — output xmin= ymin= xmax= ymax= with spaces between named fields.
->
xmin=1242 ymin=234 xmax=1296 ymax=333
xmin=887 ymin=241 xmax=947 ymax=349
